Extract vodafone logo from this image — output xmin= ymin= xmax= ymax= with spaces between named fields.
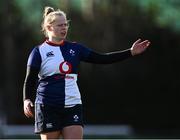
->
xmin=59 ymin=61 xmax=72 ymax=74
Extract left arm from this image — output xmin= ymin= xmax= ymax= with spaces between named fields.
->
xmin=81 ymin=39 xmax=150 ymax=64
xmin=84 ymin=49 xmax=132 ymax=64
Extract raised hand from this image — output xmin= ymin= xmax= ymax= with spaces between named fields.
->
xmin=130 ymin=39 xmax=150 ymax=56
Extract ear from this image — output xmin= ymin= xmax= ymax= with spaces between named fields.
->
xmin=47 ymin=25 xmax=52 ymax=31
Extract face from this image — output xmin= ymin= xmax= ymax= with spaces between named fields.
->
xmin=48 ymin=15 xmax=69 ymax=41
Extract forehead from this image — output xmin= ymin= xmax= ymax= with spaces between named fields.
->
xmin=54 ymin=15 xmax=67 ymax=23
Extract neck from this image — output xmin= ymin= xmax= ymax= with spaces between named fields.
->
xmin=48 ymin=37 xmax=64 ymax=44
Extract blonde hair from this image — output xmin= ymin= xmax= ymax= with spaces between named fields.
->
xmin=41 ymin=6 xmax=67 ymax=37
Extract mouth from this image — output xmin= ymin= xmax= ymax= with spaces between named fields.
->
xmin=60 ymin=31 xmax=67 ymax=37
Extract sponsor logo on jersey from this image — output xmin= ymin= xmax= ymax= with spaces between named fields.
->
xmin=59 ymin=61 xmax=72 ymax=74
xmin=65 ymin=75 xmax=74 ymax=79
xmin=54 ymin=75 xmax=74 ymax=80
xmin=46 ymin=51 xmax=54 ymax=57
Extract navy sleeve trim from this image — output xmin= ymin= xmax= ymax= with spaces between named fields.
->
xmin=27 ymin=47 xmax=42 ymax=69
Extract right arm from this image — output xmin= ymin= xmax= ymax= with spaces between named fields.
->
xmin=23 ymin=66 xmax=39 ymax=118
xmin=23 ymin=47 xmax=41 ymax=118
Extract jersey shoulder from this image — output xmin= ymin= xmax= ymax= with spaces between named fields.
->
xmin=65 ymin=40 xmax=86 ymax=48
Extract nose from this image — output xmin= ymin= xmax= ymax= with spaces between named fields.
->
xmin=61 ymin=25 xmax=68 ymax=30
xmin=62 ymin=23 xmax=69 ymax=27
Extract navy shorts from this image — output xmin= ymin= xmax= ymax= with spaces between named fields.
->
xmin=34 ymin=104 xmax=83 ymax=134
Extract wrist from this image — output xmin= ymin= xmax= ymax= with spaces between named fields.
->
xmin=130 ymin=48 xmax=135 ymax=56
xmin=24 ymin=99 xmax=31 ymax=102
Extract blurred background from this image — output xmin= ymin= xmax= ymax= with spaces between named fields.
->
xmin=0 ymin=0 xmax=180 ymax=139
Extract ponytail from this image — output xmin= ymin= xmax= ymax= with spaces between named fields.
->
xmin=43 ymin=6 xmax=54 ymax=19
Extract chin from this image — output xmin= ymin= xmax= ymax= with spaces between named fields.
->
xmin=60 ymin=37 xmax=66 ymax=40
xmin=62 ymin=36 xmax=67 ymax=39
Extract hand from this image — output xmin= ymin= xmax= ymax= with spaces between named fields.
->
xmin=23 ymin=99 xmax=34 ymax=118
xmin=130 ymin=39 xmax=150 ymax=56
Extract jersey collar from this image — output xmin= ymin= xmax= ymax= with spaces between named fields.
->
xmin=45 ymin=39 xmax=65 ymax=46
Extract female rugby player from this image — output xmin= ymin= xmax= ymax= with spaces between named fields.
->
xmin=23 ymin=6 xmax=150 ymax=139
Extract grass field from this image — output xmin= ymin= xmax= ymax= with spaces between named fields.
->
xmin=1 ymin=125 xmax=180 ymax=139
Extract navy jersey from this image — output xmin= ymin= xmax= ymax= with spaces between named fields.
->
xmin=27 ymin=40 xmax=92 ymax=107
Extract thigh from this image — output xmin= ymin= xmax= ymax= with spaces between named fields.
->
xmin=62 ymin=104 xmax=83 ymax=127
xmin=62 ymin=125 xmax=83 ymax=139
xmin=62 ymin=104 xmax=84 ymax=139
xmin=40 ymin=130 xmax=61 ymax=140
xmin=35 ymin=104 xmax=63 ymax=134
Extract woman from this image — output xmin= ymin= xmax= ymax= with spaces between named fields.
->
xmin=23 ymin=6 xmax=150 ymax=139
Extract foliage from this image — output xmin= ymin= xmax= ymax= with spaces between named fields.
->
xmin=128 ymin=0 xmax=180 ymax=32
xmin=10 ymin=0 xmax=180 ymax=33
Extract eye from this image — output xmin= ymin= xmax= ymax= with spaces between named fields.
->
xmin=58 ymin=23 xmax=69 ymax=27
xmin=64 ymin=23 xmax=69 ymax=27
